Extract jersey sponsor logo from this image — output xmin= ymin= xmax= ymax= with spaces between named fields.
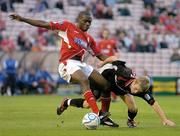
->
xmin=74 ymin=38 xmax=87 ymax=48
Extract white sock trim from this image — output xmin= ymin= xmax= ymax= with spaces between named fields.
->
xmin=67 ymin=99 xmax=71 ymax=106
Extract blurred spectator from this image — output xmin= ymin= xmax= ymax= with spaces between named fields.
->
xmin=123 ymin=33 xmax=133 ymax=51
xmin=155 ymin=1 xmax=166 ymax=15
xmin=118 ymin=5 xmax=131 ymax=16
xmin=13 ymin=0 xmax=24 ymax=3
xmin=1 ymin=52 xmax=19 ymax=95
xmin=17 ymin=31 xmax=32 ymax=51
xmin=95 ymin=0 xmax=105 ymax=19
xmin=16 ymin=67 xmax=28 ymax=94
xmin=170 ymin=48 xmax=180 ymax=63
xmin=105 ymin=0 xmax=116 ymax=6
xmin=0 ymin=0 xmax=14 ymax=12
xmin=117 ymin=0 xmax=132 ymax=3
xmin=98 ymin=29 xmax=119 ymax=57
xmin=165 ymin=33 xmax=179 ymax=49
xmin=172 ymin=0 xmax=180 ymax=11
xmin=67 ymin=0 xmax=85 ymax=6
xmin=0 ymin=65 xmax=6 ymax=95
xmin=127 ymin=26 xmax=136 ymax=39
xmin=98 ymin=23 xmax=108 ymax=39
xmin=23 ymin=67 xmax=39 ymax=94
xmin=136 ymin=34 xmax=153 ymax=52
xmin=141 ymin=5 xmax=158 ymax=25
xmin=29 ymin=0 xmax=49 ymax=13
xmin=30 ymin=33 xmax=42 ymax=52
xmin=0 ymin=31 xmax=3 ymax=43
xmin=0 ymin=35 xmax=16 ymax=52
xmin=55 ymin=0 xmax=64 ymax=11
xmin=143 ymin=0 xmax=156 ymax=9
xmin=0 ymin=13 xmax=6 ymax=31
xmin=104 ymin=6 xmax=114 ymax=19
xmin=36 ymin=65 xmax=56 ymax=94
xmin=38 ymin=27 xmax=48 ymax=35
xmin=89 ymin=0 xmax=97 ymax=17
xmin=44 ymin=31 xmax=58 ymax=46
xmin=115 ymin=29 xmax=126 ymax=50
xmin=158 ymin=34 xmax=168 ymax=48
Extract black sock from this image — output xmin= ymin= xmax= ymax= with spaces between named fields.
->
xmin=70 ymin=98 xmax=85 ymax=108
xmin=128 ymin=110 xmax=137 ymax=120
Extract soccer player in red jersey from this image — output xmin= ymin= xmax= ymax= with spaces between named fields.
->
xmin=98 ymin=29 xmax=118 ymax=57
xmin=98 ymin=29 xmax=119 ymax=102
xmin=9 ymin=11 xmax=117 ymax=120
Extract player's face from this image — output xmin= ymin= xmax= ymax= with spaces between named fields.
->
xmin=130 ymin=80 xmax=141 ymax=94
xmin=102 ymin=30 xmax=109 ymax=39
xmin=78 ymin=15 xmax=92 ymax=32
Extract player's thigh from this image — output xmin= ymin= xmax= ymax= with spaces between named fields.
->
xmin=89 ymin=69 xmax=110 ymax=90
xmin=120 ymin=94 xmax=137 ymax=110
xmin=70 ymin=69 xmax=89 ymax=84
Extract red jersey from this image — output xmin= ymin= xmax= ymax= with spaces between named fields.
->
xmin=98 ymin=39 xmax=117 ymax=56
xmin=50 ymin=21 xmax=100 ymax=63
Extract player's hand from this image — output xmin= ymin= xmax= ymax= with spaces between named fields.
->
xmin=9 ymin=14 xmax=23 ymax=21
xmin=97 ymin=61 xmax=103 ymax=68
xmin=162 ymin=119 xmax=176 ymax=127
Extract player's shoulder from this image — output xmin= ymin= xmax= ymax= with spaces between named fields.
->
xmin=85 ymin=33 xmax=95 ymax=42
xmin=63 ymin=20 xmax=74 ymax=26
xmin=50 ymin=20 xmax=72 ymax=26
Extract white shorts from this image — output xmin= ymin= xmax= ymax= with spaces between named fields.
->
xmin=98 ymin=63 xmax=113 ymax=74
xmin=58 ymin=59 xmax=94 ymax=83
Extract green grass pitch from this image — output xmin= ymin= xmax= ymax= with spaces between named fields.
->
xmin=0 ymin=95 xmax=180 ymax=136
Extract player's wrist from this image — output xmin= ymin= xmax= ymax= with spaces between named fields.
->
xmin=19 ymin=17 xmax=25 ymax=22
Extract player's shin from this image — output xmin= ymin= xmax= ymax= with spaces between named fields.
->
xmin=83 ymin=90 xmax=99 ymax=115
xmin=128 ymin=110 xmax=137 ymax=120
xmin=100 ymin=96 xmax=111 ymax=112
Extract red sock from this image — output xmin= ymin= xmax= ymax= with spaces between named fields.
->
xmin=111 ymin=92 xmax=117 ymax=100
xmin=100 ymin=97 xmax=111 ymax=112
xmin=83 ymin=90 xmax=99 ymax=115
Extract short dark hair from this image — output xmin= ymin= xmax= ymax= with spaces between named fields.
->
xmin=77 ymin=11 xmax=91 ymax=21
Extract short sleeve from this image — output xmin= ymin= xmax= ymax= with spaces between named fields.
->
xmin=49 ymin=21 xmax=69 ymax=31
xmin=141 ymin=93 xmax=155 ymax=105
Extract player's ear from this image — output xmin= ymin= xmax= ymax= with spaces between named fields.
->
xmin=112 ymin=60 xmax=126 ymax=66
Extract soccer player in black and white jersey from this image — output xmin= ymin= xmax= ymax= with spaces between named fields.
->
xmin=57 ymin=60 xmax=176 ymax=128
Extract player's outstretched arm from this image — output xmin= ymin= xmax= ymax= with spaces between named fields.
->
xmin=96 ymin=55 xmax=118 ymax=67
xmin=9 ymin=14 xmax=51 ymax=29
xmin=151 ymin=101 xmax=176 ymax=127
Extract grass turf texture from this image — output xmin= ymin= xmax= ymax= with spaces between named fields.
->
xmin=0 ymin=95 xmax=179 ymax=136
